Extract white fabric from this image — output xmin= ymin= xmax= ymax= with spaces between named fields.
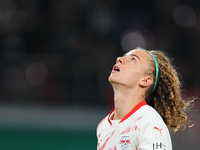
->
xmin=97 ymin=102 xmax=172 ymax=150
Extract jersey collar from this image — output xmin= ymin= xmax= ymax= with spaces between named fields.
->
xmin=108 ymin=100 xmax=147 ymax=125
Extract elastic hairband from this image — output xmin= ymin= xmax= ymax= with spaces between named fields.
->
xmin=150 ymin=53 xmax=159 ymax=92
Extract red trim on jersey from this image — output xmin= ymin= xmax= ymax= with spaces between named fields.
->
xmin=120 ymin=101 xmax=147 ymax=123
xmin=108 ymin=101 xmax=147 ymax=125
xmin=108 ymin=109 xmax=115 ymax=125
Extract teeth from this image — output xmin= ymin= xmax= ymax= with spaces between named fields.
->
xmin=114 ymin=66 xmax=120 ymax=71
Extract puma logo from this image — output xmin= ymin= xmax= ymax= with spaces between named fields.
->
xmin=154 ymin=126 xmax=163 ymax=136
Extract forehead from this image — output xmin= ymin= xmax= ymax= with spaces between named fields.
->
xmin=126 ymin=49 xmax=150 ymax=61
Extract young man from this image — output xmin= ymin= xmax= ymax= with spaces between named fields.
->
xmin=97 ymin=48 xmax=190 ymax=150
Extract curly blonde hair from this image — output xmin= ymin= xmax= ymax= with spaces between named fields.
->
xmin=144 ymin=49 xmax=192 ymax=132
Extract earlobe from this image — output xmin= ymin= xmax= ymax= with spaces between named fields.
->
xmin=139 ymin=77 xmax=153 ymax=88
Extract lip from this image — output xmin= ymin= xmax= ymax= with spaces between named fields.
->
xmin=112 ymin=65 xmax=120 ymax=72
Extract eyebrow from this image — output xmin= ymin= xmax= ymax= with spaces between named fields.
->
xmin=123 ymin=53 xmax=140 ymax=60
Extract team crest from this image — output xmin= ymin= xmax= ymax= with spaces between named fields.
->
xmin=120 ymin=136 xmax=131 ymax=150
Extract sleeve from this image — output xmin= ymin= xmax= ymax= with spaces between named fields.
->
xmin=137 ymin=119 xmax=172 ymax=150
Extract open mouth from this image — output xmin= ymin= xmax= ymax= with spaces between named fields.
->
xmin=113 ymin=65 xmax=120 ymax=72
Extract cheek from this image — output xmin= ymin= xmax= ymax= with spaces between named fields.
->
xmin=129 ymin=69 xmax=144 ymax=78
xmin=126 ymin=71 xmax=143 ymax=84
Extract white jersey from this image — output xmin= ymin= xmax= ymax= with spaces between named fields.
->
xmin=97 ymin=101 xmax=172 ymax=150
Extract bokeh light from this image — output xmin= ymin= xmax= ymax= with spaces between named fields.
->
xmin=26 ymin=62 xmax=48 ymax=87
xmin=173 ymin=5 xmax=196 ymax=28
xmin=120 ymin=30 xmax=146 ymax=52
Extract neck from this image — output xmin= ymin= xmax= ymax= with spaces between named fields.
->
xmin=111 ymin=85 xmax=145 ymax=120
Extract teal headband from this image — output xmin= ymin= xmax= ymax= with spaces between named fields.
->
xmin=150 ymin=53 xmax=159 ymax=92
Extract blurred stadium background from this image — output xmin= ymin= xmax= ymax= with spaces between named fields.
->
xmin=0 ymin=0 xmax=199 ymax=149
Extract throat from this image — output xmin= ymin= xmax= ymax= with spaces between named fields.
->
xmin=113 ymin=99 xmax=129 ymax=120
xmin=113 ymin=93 xmax=144 ymax=121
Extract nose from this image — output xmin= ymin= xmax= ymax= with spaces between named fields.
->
xmin=116 ymin=56 xmax=123 ymax=64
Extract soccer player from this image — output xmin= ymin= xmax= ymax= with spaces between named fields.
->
xmin=97 ymin=48 xmax=192 ymax=150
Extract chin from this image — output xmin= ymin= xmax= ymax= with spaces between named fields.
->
xmin=108 ymin=75 xmax=112 ymax=83
xmin=108 ymin=75 xmax=120 ymax=85
xmin=108 ymin=74 xmax=115 ymax=83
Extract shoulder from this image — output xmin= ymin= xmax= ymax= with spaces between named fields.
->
xmin=136 ymin=105 xmax=170 ymax=137
xmin=97 ymin=116 xmax=107 ymax=128
xmin=135 ymin=106 xmax=172 ymax=149
xmin=138 ymin=105 xmax=164 ymax=122
xmin=134 ymin=105 xmax=168 ymax=133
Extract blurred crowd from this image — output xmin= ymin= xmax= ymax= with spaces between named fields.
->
xmin=0 ymin=0 xmax=200 ymax=108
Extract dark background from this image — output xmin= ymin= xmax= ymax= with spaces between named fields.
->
xmin=0 ymin=0 xmax=199 ymax=149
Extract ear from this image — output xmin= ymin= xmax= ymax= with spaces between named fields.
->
xmin=139 ymin=77 xmax=153 ymax=88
